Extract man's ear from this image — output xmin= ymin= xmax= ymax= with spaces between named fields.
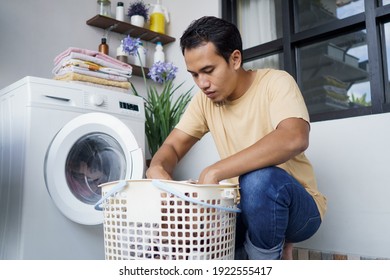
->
xmin=231 ymin=50 xmax=242 ymax=69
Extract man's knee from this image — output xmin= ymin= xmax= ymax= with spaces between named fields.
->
xmin=239 ymin=166 xmax=287 ymax=195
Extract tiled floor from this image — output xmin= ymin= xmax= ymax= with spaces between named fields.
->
xmin=292 ymin=247 xmax=389 ymax=260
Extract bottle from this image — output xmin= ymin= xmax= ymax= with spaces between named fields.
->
xmin=116 ymin=40 xmax=128 ymax=63
xmin=134 ymin=42 xmax=146 ymax=67
xmin=97 ymin=0 xmax=111 ymax=17
xmin=153 ymin=42 xmax=165 ymax=63
xmin=99 ymin=38 xmax=109 ymax=55
xmin=116 ymin=2 xmax=124 ymax=21
xmin=150 ymin=0 xmax=170 ymax=34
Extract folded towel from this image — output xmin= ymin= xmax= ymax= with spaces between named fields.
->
xmin=59 ymin=58 xmax=106 ymax=72
xmin=54 ymin=72 xmax=131 ymax=90
xmin=63 ymin=58 xmax=132 ymax=78
xmin=55 ymin=65 xmax=130 ymax=82
xmin=53 ymin=53 xmax=132 ymax=77
xmin=54 ymin=47 xmax=132 ymax=70
xmin=58 ymin=80 xmax=130 ymax=93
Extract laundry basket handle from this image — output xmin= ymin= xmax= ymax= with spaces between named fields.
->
xmin=152 ymin=180 xmax=241 ymax=213
xmin=95 ymin=180 xmax=241 ymax=213
xmin=94 ymin=180 xmax=127 ymax=211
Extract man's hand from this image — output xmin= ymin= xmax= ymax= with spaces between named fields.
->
xmin=145 ymin=129 xmax=199 ymax=180
xmin=145 ymin=164 xmax=172 ymax=180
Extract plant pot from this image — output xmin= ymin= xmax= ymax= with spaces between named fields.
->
xmin=131 ymin=15 xmax=145 ymax=27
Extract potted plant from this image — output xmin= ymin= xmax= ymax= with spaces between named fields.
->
xmin=127 ymin=0 xmax=149 ymax=27
xmin=122 ymin=36 xmax=193 ymax=158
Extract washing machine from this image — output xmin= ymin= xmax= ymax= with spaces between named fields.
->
xmin=0 ymin=76 xmax=145 ymax=259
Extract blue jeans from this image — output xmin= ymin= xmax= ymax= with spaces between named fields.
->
xmin=235 ymin=166 xmax=321 ymax=260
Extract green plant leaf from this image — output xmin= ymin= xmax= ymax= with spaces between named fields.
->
xmin=137 ymin=80 xmax=192 ymax=156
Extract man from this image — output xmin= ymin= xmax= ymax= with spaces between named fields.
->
xmin=146 ymin=16 xmax=327 ymax=260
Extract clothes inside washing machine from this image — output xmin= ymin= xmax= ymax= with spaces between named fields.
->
xmin=65 ymin=133 xmax=126 ymax=204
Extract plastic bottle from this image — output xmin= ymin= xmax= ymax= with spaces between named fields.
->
xmin=115 ymin=2 xmax=124 ymax=21
xmin=134 ymin=42 xmax=146 ymax=67
xmin=150 ymin=0 xmax=170 ymax=34
xmin=153 ymin=42 xmax=165 ymax=63
xmin=116 ymin=40 xmax=128 ymax=63
xmin=99 ymin=38 xmax=109 ymax=55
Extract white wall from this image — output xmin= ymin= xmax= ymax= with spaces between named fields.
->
xmin=0 ymin=0 xmax=219 ymax=91
xmin=1 ymin=0 xmax=389 ymax=259
xmin=301 ymin=113 xmax=390 ymax=258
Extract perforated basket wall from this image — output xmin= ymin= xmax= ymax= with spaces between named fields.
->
xmin=99 ymin=179 xmax=239 ymax=260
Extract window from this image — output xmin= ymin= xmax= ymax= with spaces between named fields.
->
xmin=223 ymin=0 xmax=390 ymax=121
xmin=236 ymin=0 xmax=282 ymax=49
xmin=299 ymin=29 xmax=370 ymax=114
xmin=244 ymin=53 xmax=284 ymax=71
xmin=383 ymin=22 xmax=390 ymax=105
xmin=296 ymin=0 xmax=364 ymax=32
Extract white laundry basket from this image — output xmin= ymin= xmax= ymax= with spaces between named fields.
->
xmin=95 ymin=179 xmax=240 ymax=260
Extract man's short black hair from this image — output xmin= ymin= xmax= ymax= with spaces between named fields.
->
xmin=180 ymin=16 xmax=243 ymax=65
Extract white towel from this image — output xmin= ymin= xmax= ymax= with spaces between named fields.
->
xmin=55 ymin=65 xmax=129 ymax=82
xmin=53 ymin=53 xmax=132 ymax=77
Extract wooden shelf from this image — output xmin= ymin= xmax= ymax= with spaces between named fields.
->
xmin=86 ymin=14 xmax=173 ymax=78
xmin=131 ymin=64 xmax=149 ymax=78
xmin=86 ymin=14 xmax=176 ymax=45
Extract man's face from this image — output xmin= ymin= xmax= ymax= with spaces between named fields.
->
xmin=184 ymin=42 xmax=239 ymax=103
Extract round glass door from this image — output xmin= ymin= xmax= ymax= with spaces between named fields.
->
xmin=65 ymin=133 xmax=126 ymax=205
xmin=45 ymin=112 xmax=144 ymax=225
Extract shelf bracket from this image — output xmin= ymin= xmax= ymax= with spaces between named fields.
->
xmin=104 ymin=23 xmax=119 ymax=38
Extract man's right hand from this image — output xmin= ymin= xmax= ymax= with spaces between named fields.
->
xmin=145 ymin=164 xmax=173 ymax=180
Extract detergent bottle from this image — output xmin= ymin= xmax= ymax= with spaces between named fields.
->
xmin=134 ymin=42 xmax=146 ymax=67
xmin=153 ymin=42 xmax=165 ymax=63
xmin=149 ymin=0 xmax=170 ymax=34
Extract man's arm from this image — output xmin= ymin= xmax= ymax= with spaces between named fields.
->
xmin=198 ymin=117 xmax=310 ymax=184
xmin=146 ymin=128 xmax=199 ymax=179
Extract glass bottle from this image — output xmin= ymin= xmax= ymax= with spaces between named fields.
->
xmin=97 ymin=0 xmax=111 ymax=17
xmin=99 ymin=38 xmax=109 ymax=55
xmin=116 ymin=40 xmax=128 ymax=63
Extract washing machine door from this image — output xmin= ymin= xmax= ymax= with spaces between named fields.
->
xmin=45 ymin=112 xmax=144 ymax=225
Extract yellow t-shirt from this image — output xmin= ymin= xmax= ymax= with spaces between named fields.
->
xmin=176 ymin=69 xmax=327 ymax=219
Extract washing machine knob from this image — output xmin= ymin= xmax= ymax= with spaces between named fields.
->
xmin=90 ymin=95 xmax=104 ymax=106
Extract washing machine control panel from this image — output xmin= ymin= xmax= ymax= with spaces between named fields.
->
xmin=89 ymin=94 xmax=105 ymax=106
xmin=84 ymin=91 xmax=143 ymax=117
xmin=119 ymin=101 xmax=139 ymax=112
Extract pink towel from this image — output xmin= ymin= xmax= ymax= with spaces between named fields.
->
xmin=54 ymin=47 xmax=132 ymax=70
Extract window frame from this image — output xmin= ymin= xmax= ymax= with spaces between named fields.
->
xmin=222 ymin=0 xmax=390 ymax=122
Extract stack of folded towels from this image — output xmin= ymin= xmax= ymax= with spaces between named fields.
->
xmin=53 ymin=47 xmax=132 ymax=92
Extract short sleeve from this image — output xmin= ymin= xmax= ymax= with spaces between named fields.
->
xmin=268 ymin=71 xmax=310 ymax=129
xmin=175 ymin=91 xmax=209 ymax=139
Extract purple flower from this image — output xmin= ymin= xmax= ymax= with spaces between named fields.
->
xmin=148 ymin=61 xmax=178 ymax=84
xmin=122 ymin=35 xmax=141 ymax=56
xmin=127 ymin=0 xmax=149 ymax=20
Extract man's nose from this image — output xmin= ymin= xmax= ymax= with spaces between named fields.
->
xmin=198 ymin=74 xmax=210 ymax=89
